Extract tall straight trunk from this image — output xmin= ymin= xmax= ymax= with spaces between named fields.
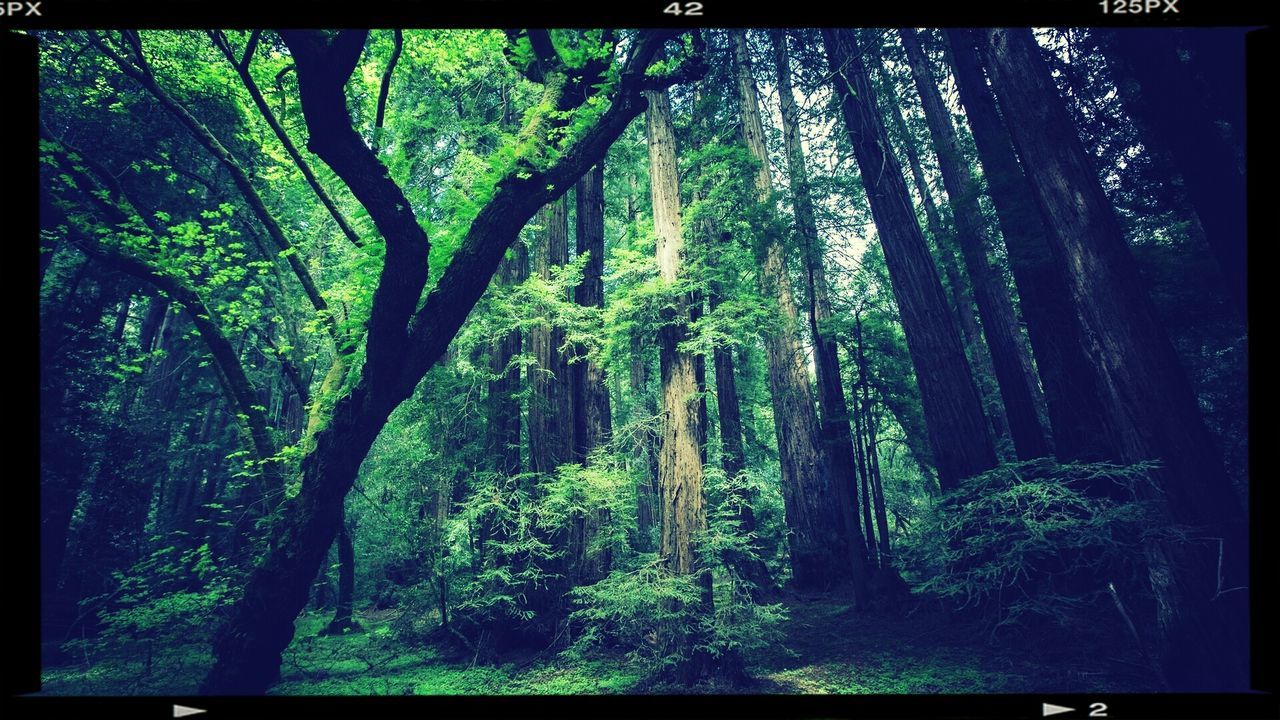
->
xmin=708 ymin=248 xmax=778 ymax=600
xmin=1100 ymin=29 xmax=1246 ymax=317
xmin=488 ymin=245 xmax=528 ymax=478
xmin=873 ymin=52 xmax=1007 ymax=446
xmin=899 ymin=29 xmax=1051 ymax=461
xmin=630 ymin=332 xmax=659 ymax=552
xmin=528 ymin=199 xmax=574 ymax=475
xmin=572 ymin=163 xmax=613 ymax=460
xmin=823 ymin=28 xmax=997 ymax=492
xmin=852 ymin=397 xmax=878 ymax=569
xmin=862 ymin=390 xmax=892 ymax=564
xmin=326 ymin=512 xmax=359 ymax=633
xmin=981 ymin=27 xmax=1248 ymax=691
xmin=572 ymin=162 xmax=613 ymax=580
xmin=110 ymin=293 xmax=132 ymax=341
xmin=524 ymin=198 xmax=575 ymax=640
xmin=647 ymin=85 xmax=713 ymax=680
xmin=944 ymin=29 xmax=1114 ymax=465
xmin=733 ymin=30 xmax=849 ymax=589
xmin=771 ymin=29 xmax=871 ymax=602
xmin=855 ymin=315 xmax=893 ymax=565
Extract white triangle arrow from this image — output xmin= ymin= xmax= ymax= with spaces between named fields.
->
xmin=173 ymin=705 xmax=207 ymax=718
xmin=1042 ymin=703 xmax=1075 ymax=717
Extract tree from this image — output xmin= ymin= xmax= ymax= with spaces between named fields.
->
xmin=823 ymin=28 xmax=996 ymax=492
xmin=980 ymin=26 xmax=1248 ymax=690
xmin=898 ymin=28 xmax=1050 ymax=461
xmin=769 ymin=28 xmax=872 ymax=602
xmin=197 ymin=29 xmax=700 ymax=694
xmin=646 ymin=81 xmax=713 ymax=681
xmin=732 ymin=30 xmax=850 ymax=588
xmin=943 ymin=28 xmax=1113 ymax=466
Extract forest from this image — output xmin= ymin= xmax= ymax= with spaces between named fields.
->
xmin=36 ymin=27 xmax=1250 ymax=695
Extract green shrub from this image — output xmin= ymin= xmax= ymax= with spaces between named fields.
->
xmin=897 ymin=459 xmax=1166 ymax=635
xmin=567 ymin=482 xmax=787 ymax=677
xmin=61 ymin=534 xmax=235 ymax=683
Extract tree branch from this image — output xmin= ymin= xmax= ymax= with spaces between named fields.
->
xmin=371 ymin=29 xmax=403 ymax=155
xmin=280 ymin=29 xmax=425 ymax=402
xmin=88 ymin=30 xmax=342 ymax=347
xmin=43 ymin=134 xmax=282 ymax=498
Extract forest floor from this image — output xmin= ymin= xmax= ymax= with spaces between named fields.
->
xmin=41 ymin=590 xmax=1161 ymax=695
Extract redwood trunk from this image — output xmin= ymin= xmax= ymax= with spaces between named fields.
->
xmin=326 ymin=513 xmax=360 ymax=634
xmin=771 ymin=29 xmax=871 ymax=601
xmin=647 ymin=85 xmax=713 ymax=680
xmin=823 ymin=28 xmax=997 ymax=492
xmin=572 ymin=162 xmax=613 ymax=580
xmin=982 ymin=27 xmax=1248 ymax=690
xmin=734 ymin=31 xmax=849 ymax=589
xmin=899 ymin=28 xmax=1050 ymax=460
xmin=873 ymin=52 xmax=1007 ymax=446
xmin=487 ymin=245 xmax=528 ymax=477
xmin=944 ymin=29 xmax=1113 ymax=465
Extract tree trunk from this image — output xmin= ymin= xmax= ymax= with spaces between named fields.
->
xmin=647 ymin=84 xmax=713 ymax=681
xmin=852 ymin=395 xmax=878 ymax=568
xmin=944 ymin=29 xmax=1114 ymax=465
xmin=733 ymin=30 xmax=849 ymax=589
xmin=325 ymin=512 xmax=361 ymax=634
xmin=1100 ymin=29 xmax=1246 ymax=317
xmin=524 ymin=197 xmax=575 ymax=640
xmin=708 ymin=252 xmax=778 ymax=601
xmin=630 ymin=332 xmax=659 ymax=552
xmin=572 ymin=162 xmax=614 ymax=581
xmin=873 ymin=51 xmax=1007 ymax=447
xmin=899 ymin=28 xmax=1051 ymax=461
xmin=771 ymin=29 xmax=872 ymax=603
xmin=823 ymin=28 xmax=997 ymax=492
xmin=981 ymin=27 xmax=1248 ymax=691
xmin=528 ymin=198 xmax=574 ymax=476
xmin=573 ymin=163 xmax=613 ymax=461
xmin=488 ymin=245 xmax=528 ymax=478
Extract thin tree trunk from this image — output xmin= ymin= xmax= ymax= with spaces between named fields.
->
xmin=326 ymin=512 xmax=360 ymax=634
xmin=823 ymin=28 xmax=997 ymax=491
xmin=899 ymin=28 xmax=1051 ymax=460
xmin=488 ymin=245 xmax=527 ymax=478
xmin=873 ymin=50 xmax=1007 ymax=446
xmin=529 ymin=199 xmax=573 ymax=475
xmin=572 ymin=161 xmax=614 ymax=581
xmin=630 ymin=333 xmax=658 ymax=552
xmin=708 ymin=250 xmax=778 ymax=601
xmin=525 ymin=197 xmax=575 ymax=639
xmin=371 ymin=30 xmax=404 ymax=155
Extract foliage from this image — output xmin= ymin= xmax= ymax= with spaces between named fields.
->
xmin=567 ymin=480 xmax=787 ymax=676
xmin=897 ymin=459 xmax=1165 ymax=634
xmin=61 ymin=530 xmax=237 ymax=683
